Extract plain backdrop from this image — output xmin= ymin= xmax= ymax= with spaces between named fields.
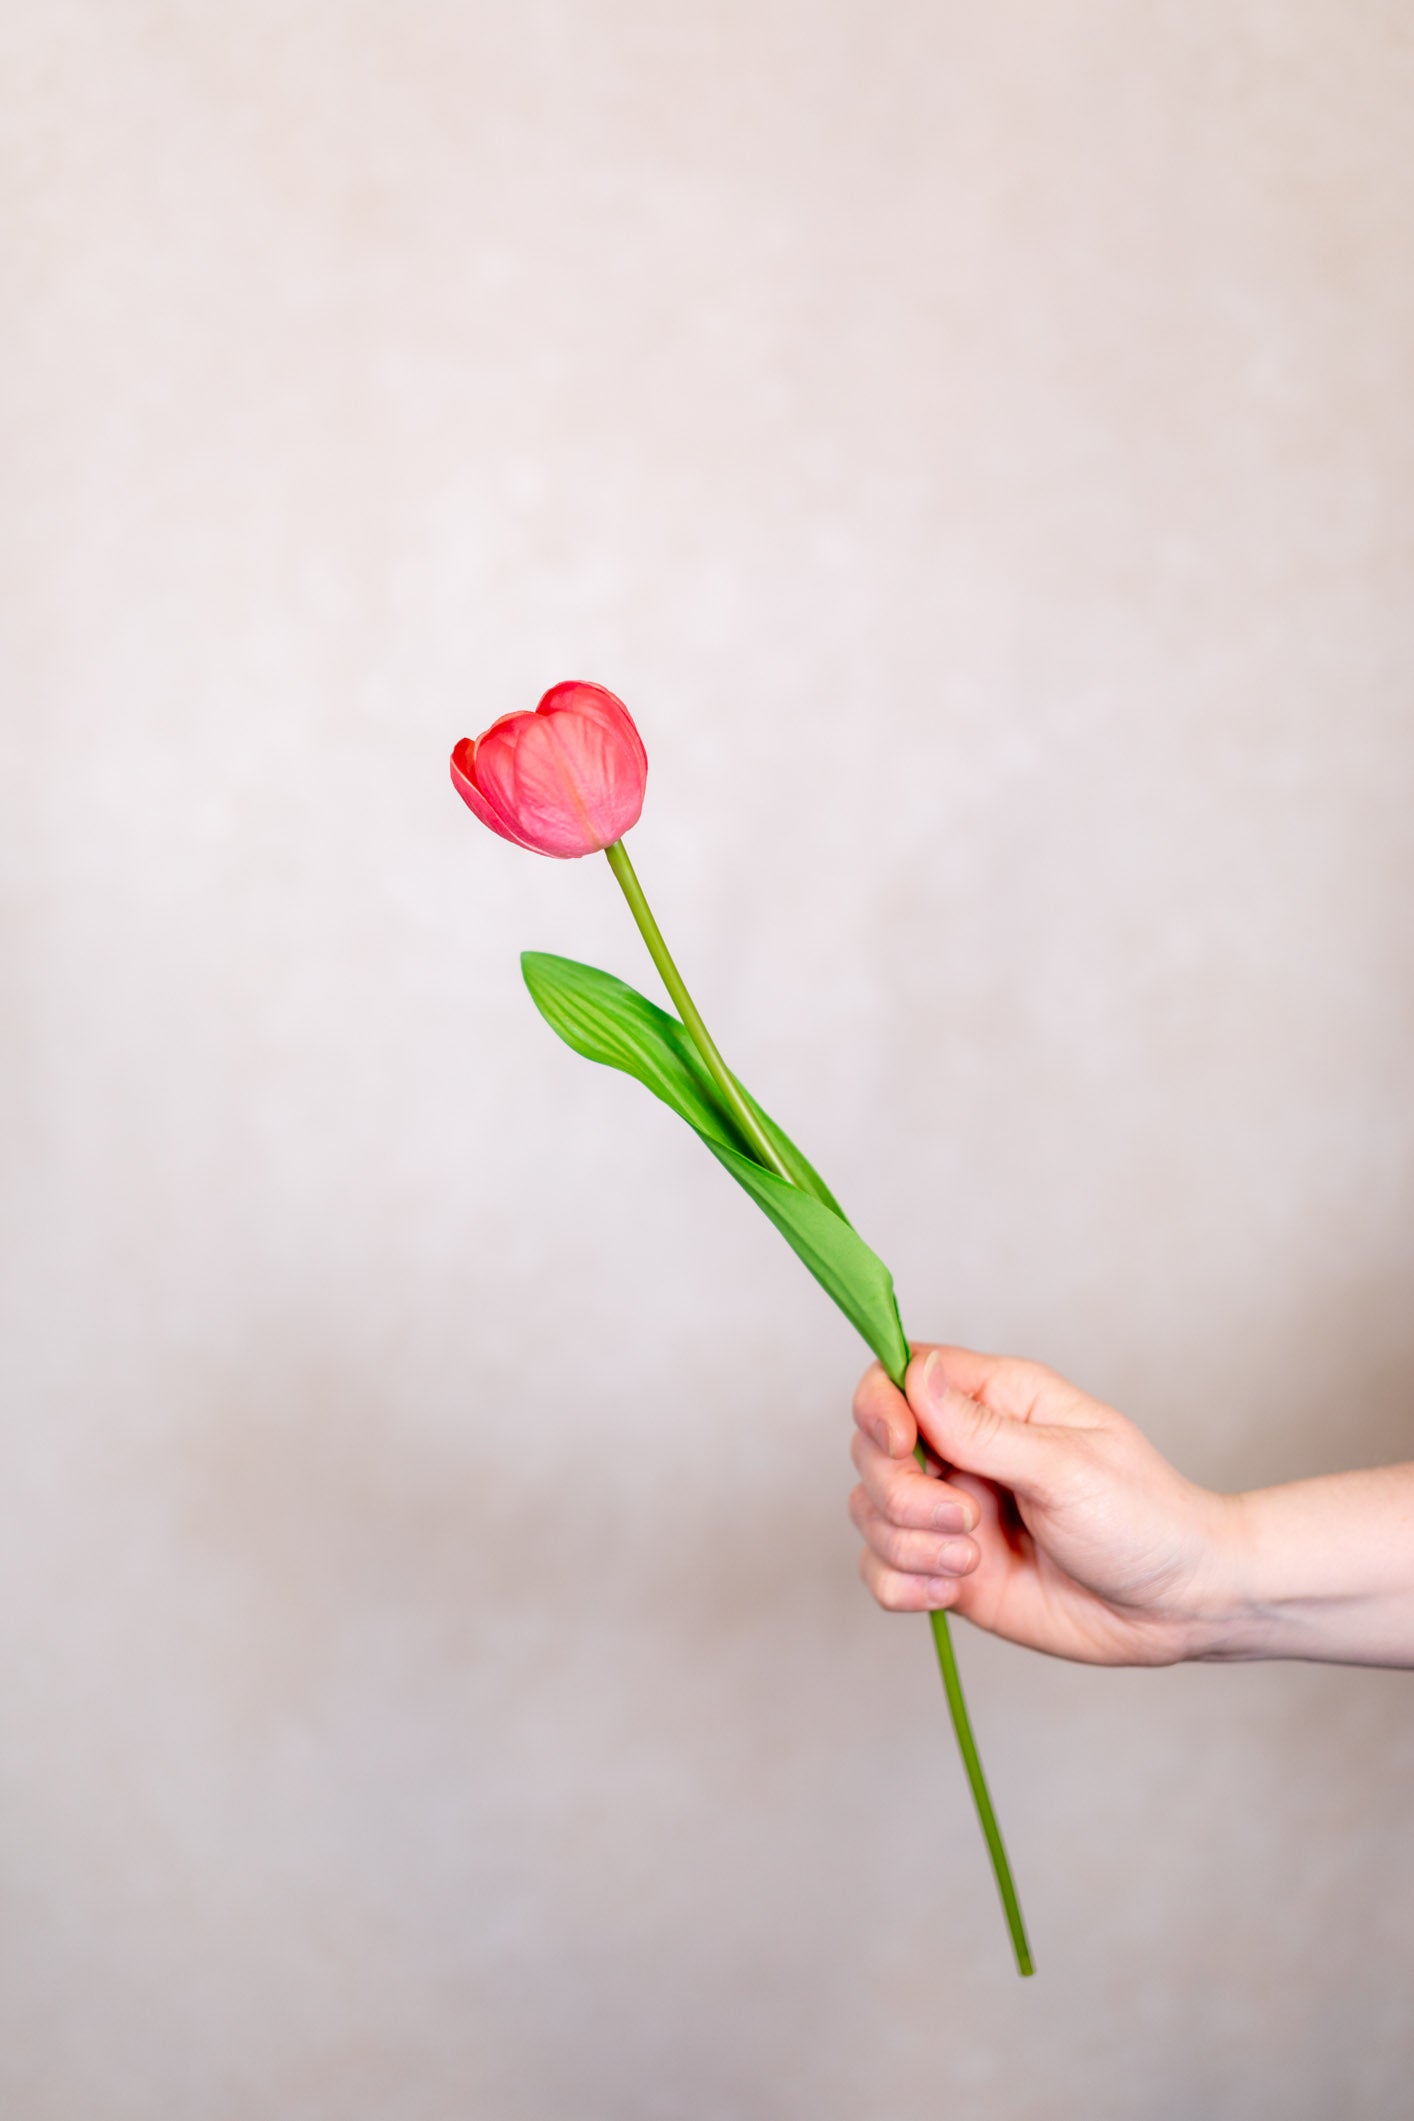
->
xmin=4 ymin=4 xmax=1413 ymax=2117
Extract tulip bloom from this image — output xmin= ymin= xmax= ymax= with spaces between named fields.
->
xmin=450 ymin=680 xmax=647 ymax=858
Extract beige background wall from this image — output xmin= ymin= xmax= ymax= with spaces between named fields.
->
xmin=4 ymin=4 xmax=1413 ymax=2115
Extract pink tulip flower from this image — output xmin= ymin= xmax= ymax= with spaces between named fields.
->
xmin=450 ymin=680 xmax=648 ymax=858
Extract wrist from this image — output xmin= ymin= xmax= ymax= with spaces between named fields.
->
xmin=1153 ymin=1484 xmax=1288 ymax=1662
xmin=1173 ymin=1489 xmax=1277 ymax=1662
xmin=1105 ymin=1486 xmax=1264 ymax=1665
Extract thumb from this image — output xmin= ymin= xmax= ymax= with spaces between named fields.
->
xmin=907 ymin=1349 xmax=1063 ymax=1503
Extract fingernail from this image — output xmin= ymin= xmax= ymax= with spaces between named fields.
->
xmin=932 ymin=1498 xmax=974 ymax=1533
xmin=921 ymin=1349 xmax=949 ymax=1409
xmin=872 ymin=1417 xmax=895 ymax=1456
xmin=936 ymin=1538 xmax=973 ymax=1573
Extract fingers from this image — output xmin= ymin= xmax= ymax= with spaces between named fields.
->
xmin=857 ymin=1543 xmax=968 ymax=1614
xmin=849 ymin=1364 xmax=983 ymax=1616
xmin=849 ymin=1423 xmax=979 ymax=1533
xmin=849 ymin=1483 xmax=980 ymax=1581
xmin=849 ymin=1348 xmax=1094 ymax=1622
xmin=904 ymin=1348 xmax=1072 ymax=1504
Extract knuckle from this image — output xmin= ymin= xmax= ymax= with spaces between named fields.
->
xmin=1052 ymin=1428 xmax=1100 ymax=1500
xmin=1006 ymin=1355 xmax=1054 ymax=1400
xmin=876 ymin=1457 xmax=913 ymax=1512
xmin=908 ymin=1468 xmax=949 ymax=1527
xmin=971 ymin=1400 xmax=1006 ymax=1447
xmin=880 ymin=1522 xmax=917 ymax=1571
xmin=883 ymin=1472 xmax=926 ymax=1531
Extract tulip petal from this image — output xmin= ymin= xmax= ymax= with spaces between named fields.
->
xmin=534 ymin=709 xmax=644 ymax=847
xmin=450 ymin=733 xmax=542 ymax=850
xmin=474 ymin=717 xmax=592 ymax=857
xmin=537 ymin=680 xmax=648 ymax=781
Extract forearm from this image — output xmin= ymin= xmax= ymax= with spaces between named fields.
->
xmin=1197 ymin=1464 xmax=1414 ymax=1666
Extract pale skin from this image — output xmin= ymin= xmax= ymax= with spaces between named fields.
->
xmin=850 ymin=1346 xmax=1414 ymax=1668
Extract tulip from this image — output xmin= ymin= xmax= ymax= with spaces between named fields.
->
xmin=450 ymin=680 xmax=1034 ymax=1975
xmin=450 ymin=679 xmax=647 ymax=858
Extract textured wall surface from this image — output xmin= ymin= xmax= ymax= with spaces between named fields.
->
xmin=4 ymin=4 xmax=1413 ymax=2115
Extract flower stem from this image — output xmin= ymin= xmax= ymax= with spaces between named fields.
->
xmin=606 ymin=834 xmax=1033 ymax=1976
xmin=604 ymin=838 xmax=794 ymax=1183
xmin=881 ymin=1353 xmax=1031 ymax=1975
xmin=927 ymin=1589 xmax=1034 ymax=1976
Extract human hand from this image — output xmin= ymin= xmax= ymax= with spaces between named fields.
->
xmin=849 ymin=1345 xmax=1241 ymax=1666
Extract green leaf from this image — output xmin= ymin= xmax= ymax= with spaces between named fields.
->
xmin=521 ymin=951 xmax=910 ymax=1385
xmin=521 ymin=951 xmax=842 ymax=1211
xmin=520 ymin=951 xmax=1033 ymax=1977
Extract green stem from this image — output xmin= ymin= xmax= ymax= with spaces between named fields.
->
xmin=893 ymin=1350 xmax=1033 ymax=1976
xmin=606 ymin=834 xmax=1032 ymax=1976
xmin=925 ymin=1541 xmax=1034 ymax=1975
xmin=604 ymin=838 xmax=793 ymax=1183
